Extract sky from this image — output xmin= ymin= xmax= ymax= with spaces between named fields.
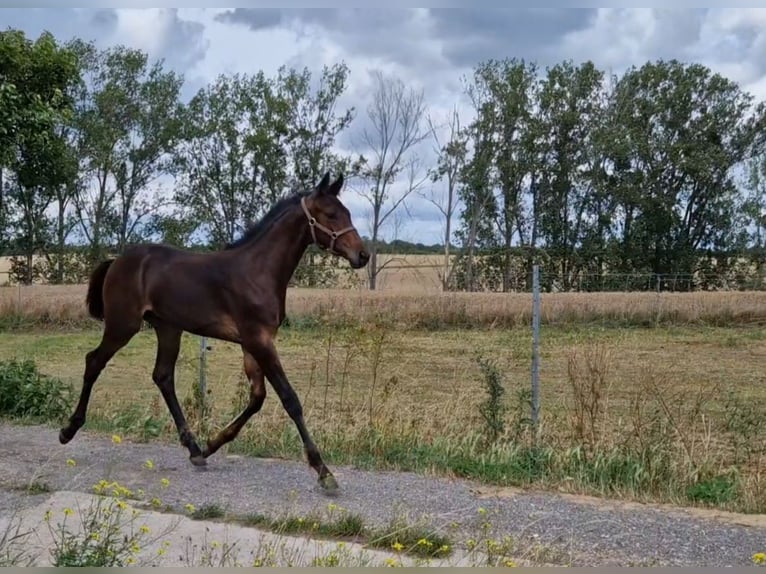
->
xmin=4 ymin=7 xmax=766 ymax=245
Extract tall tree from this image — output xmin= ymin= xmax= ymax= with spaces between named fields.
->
xmin=276 ymin=62 xmax=357 ymax=287
xmin=536 ymin=60 xmax=606 ymax=289
xmin=0 ymin=29 xmax=80 ymax=281
xmin=353 ymin=69 xmax=429 ymax=290
xmin=424 ymin=105 xmax=467 ymax=290
xmin=74 ymin=44 xmax=183 ymax=262
xmin=605 ymin=59 xmax=763 ymax=285
xmin=173 ymin=71 xmax=291 ymax=247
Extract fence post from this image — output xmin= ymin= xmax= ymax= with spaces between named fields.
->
xmin=531 ymin=264 xmax=541 ymax=439
xmin=198 ymin=336 xmax=207 ymax=415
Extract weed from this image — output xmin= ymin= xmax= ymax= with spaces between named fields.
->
xmin=11 ymin=480 xmax=51 ymax=495
xmin=0 ymin=359 xmax=73 ymax=422
xmin=190 ymin=503 xmax=226 ymax=521
xmin=475 ymin=354 xmax=507 ymax=445
xmin=686 ymin=473 xmax=739 ymax=505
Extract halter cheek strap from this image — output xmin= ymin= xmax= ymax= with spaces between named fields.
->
xmin=301 ymin=196 xmax=356 ymax=255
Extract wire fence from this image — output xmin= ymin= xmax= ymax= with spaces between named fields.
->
xmin=2 ymin=263 xmax=765 ymax=430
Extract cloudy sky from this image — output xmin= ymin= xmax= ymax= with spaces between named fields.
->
xmin=5 ymin=8 xmax=766 ymax=245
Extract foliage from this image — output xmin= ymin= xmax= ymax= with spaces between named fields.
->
xmin=2 ymin=26 xmax=766 ymax=292
xmin=0 ymin=358 xmax=73 ymax=421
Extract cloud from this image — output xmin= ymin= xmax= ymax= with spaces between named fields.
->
xmin=9 ymin=8 xmax=766 ymax=246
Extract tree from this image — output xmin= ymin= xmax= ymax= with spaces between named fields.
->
xmin=277 ymin=62 xmax=357 ymax=287
xmin=424 ymin=105 xmax=467 ymax=290
xmin=455 ymin=58 xmax=542 ymax=292
xmin=742 ymin=153 xmax=766 ymax=278
xmin=536 ymin=60 xmax=606 ymax=289
xmin=604 ymin=60 xmax=762 ymax=285
xmin=0 ymin=29 xmax=80 ymax=281
xmin=353 ymin=70 xmax=429 ymax=290
xmin=173 ymin=72 xmax=292 ymax=247
xmin=74 ymin=44 xmax=183 ymax=263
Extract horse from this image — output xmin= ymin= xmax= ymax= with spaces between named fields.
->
xmin=58 ymin=172 xmax=369 ymax=492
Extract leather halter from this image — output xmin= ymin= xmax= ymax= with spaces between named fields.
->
xmin=300 ymin=196 xmax=356 ymax=255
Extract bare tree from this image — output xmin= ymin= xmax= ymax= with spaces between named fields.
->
xmin=353 ymin=70 xmax=429 ymax=290
xmin=422 ymin=105 xmax=467 ymax=290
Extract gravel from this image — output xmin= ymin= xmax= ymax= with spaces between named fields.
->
xmin=0 ymin=422 xmax=763 ymax=566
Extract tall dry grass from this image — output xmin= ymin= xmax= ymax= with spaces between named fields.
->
xmin=2 ymin=283 xmax=765 ymax=330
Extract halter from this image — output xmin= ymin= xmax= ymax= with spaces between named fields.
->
xmin=300 ymin=196 xmax=356 ymax=255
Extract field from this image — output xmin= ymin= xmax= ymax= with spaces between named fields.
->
xmin=1 ymin=282 xmax=766 ymax=515
xmin=0 ymin=254 xmax=451 ymax=292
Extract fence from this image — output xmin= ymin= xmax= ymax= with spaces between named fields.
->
xmin=2 ymin=264 xmax=765 ymax=433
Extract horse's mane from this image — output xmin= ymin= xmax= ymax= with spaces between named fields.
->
xmin=224 ymin=190 xmax=310 ymax=250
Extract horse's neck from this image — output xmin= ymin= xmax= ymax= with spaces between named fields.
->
xmin=241 ymin=206 xmax=311 ymax=291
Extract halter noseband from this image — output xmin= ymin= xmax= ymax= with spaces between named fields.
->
xmin=300 ymin=196 xmax=356 ymax=255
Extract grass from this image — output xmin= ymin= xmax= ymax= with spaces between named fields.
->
xmin=2 ymin=284 xmax=766 ymax=331
xmin=0 ymin=285 xmax=765 ymax=515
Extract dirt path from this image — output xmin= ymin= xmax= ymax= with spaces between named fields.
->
xmin=0 ymin=422 xmax=763 ymax=566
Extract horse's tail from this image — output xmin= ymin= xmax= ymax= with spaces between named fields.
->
xmin=86 ymin=259 xmax=114 ymax=321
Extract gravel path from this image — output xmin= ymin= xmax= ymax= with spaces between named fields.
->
xmin=0 ymin=422 xmax=763 ymax=566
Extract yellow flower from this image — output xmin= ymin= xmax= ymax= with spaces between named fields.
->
xmin=184 ymin=503 xmax=196 ymax=513
xmin=131 ymin=543 xmax=140 ymax=554
xmin=144 ymin=459 xmax=154 ymax=469
xmin=151 ymin=497 xmax=162 ymax=508
xmin=63 ymin=507 xmax=73 ymax=516
xmin=111 ymin=434 xmax=122 ymax=444
xmin=160 ymin=477 xmax=170 ymax=488
xmin=43 ymin=510 xmax=52 ymax=522
xmin=116 ymin=500 xmax=128 ymax=510
xmin=439 ymin=544 xmax=450 ymax=553
xmin=391 ymin=542 xmax=404 ymax=552
xmin=90 ymin=532 xmax=100 ymax=541
xmin=754 ymin=553 xmax=766 ymax=565
xmin=478 ymin=507 xmax=487 ymax=515
xmin=66 ymin=458 xmax=76 ymax=467
xmin=416 ymin=538 xmax=432 ymax=547
xmin=384 ymin=557 xmax=400 ymax=567
xmin=126 ymin=557 xmax=135 ymax=565
xmin=327 ymin=502 xmax=337 ymax=511
xmin=157 ymin=547 xmax=166 ymax=556
xmin=504 ymin=559 xmax=518 ymax=567
xmin=140 ymin=525 xmax=151 ymax=534
xmin=211 ymin=541 xmax=220 ymax=548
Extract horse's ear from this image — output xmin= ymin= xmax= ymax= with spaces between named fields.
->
xmin=328 ymin=173 xmax=344 ymax=196
xmin=315 ymin=171 xmax=331 ymax=193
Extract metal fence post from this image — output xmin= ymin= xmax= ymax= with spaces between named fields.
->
xmin=198 ymin=336 xmax=207 ymax=415
xmin=531 ymin=264 xmax=541 ymax=438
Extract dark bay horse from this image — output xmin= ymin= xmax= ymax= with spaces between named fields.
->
xmin=58 ymin=172 xmax=369 ymax=491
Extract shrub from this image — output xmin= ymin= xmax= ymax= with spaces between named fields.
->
xmin=0 ymin=359 xmax=73 ymax=422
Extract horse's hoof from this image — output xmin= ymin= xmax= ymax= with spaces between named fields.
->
xmin=59 ymin=429 xmax=72 ymax=445
xmin=190 ymin=454 xmax=207 ymax=467
xmin=319 ymin=474 xmax=339 ymax=492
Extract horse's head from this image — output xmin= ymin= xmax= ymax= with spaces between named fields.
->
xmin=301 ymin=172 xmax=369 ymax=269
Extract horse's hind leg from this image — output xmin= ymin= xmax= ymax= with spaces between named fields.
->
xmin=151 ymin=320 xmax=206 ymax=466
xmin=243 ymin=328 xmax=337 ymax=491
xmin=203 ymin=351 xmax=266 ymax=458
xmin=59 ymin=322 xmax=139 ymax=444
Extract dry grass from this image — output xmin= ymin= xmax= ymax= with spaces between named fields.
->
xmin=2 ymin=283 xmax=766 ymax=330
xmin=1 ymin=319 xmax=765 ymax=511
xmin=2 ymin=254 xmax=450 ymax=291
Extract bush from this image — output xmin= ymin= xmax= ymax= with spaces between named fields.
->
xmin=0 ymin=359 xmax=73 ymax=422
